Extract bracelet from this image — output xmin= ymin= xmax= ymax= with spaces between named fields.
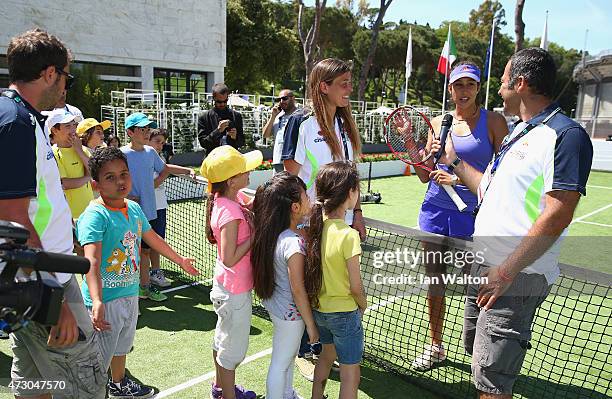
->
xmin=353 ymin=208 xmax=362 ymax=213
xmin=498 ymin=266 xmax=512 ymax=282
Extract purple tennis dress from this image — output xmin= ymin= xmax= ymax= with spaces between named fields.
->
xmin=418 ymin=109 xmax=494 ymax=239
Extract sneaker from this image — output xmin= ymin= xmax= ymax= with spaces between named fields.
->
xmin=295 ymin=356 xmax=315 ymax=382
xmin=140 ymin=285 xmax=168 ymax=302
xmin=284 ymin=389 xmax=304 ymax=399
xmin=210 ymin=383 xmax=256 ymax=399
xmin=108 ymin=376 xmax=154 ymax=398
xmin=411 ymin=343 xmax=446 ymax=371
xmin=331 ymin=360 xmax=340 ymax=373
xmin=150 ymin=269 xmax=171 ymax=287
xmin=210 ymin=383 xmax=222 ymax=399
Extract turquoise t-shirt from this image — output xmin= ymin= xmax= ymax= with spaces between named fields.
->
xmin=76 ymin=199 xmax=151 ymax=305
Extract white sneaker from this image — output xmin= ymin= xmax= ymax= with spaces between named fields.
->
xmin=150 ymin=270 xmax=171 ymax=287
xmin=295 ymin=356 xmax=315 ymax=382
xmin=284 ymin=389 xmax=304 ymax=399
xmin=411 ymin=343 xmax=446 ymax=371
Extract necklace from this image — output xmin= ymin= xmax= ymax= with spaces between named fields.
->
xmin=454 ymin=106 xmax=480 ymax=122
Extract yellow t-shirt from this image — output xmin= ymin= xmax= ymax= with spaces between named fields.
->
xmin=317 ymin=218 xmax=362 ymax=313
xmin=53 ymin=145 xmax=94 ymax=219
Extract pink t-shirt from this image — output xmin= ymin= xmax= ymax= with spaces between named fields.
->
xmin=210 ymin=194 xmax=253 ymax=294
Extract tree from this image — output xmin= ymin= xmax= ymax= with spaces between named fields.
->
xmin=468 ymin=0 xmax=506 ymax=42
xmin=514 ymin=0 xmax=526 ymax=52
xmin=357 ymin=0 xmax=393 ymax=102
xmin=297 ymin=0 xmax=327 ymax=95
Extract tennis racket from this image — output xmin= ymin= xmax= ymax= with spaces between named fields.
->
xmin=384 ymin=106 xmax=467 ymax=211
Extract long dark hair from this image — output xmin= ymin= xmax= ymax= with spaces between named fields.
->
xmin=205 ymin=181 xmax=229 ymax=244
xmin=251 ymin=172 xmax=306 ymax=299
xmin=305 ymin=162 xmax=360 ymax=308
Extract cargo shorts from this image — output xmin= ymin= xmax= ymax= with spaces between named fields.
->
xmin=463 ymin=263 xmax=551 ymax=395
xmin=10 ymin=275 xmax=106 ymax=398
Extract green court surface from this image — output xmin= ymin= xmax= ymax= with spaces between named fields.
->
xmin=1 ymin=172 xmax=610 ymax=398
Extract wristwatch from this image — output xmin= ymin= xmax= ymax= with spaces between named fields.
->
xmin=450 ymin=175 xmax=459 ymax=187
xmin=447 ymin=156 xmax=462 ymax=173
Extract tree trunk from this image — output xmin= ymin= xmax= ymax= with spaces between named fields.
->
xmin=514 ymin=0 xmax=526 ymax=52
xmin=357 ymin=0 xmax=393 ymax=102
xmin=297 ymin=0 xmax=327 ymax=97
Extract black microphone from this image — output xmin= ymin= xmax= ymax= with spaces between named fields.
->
xmin=2 ymin=249 xmax=90 ymax=274
xmin=434 ymin=113 xmax=454 ymax=163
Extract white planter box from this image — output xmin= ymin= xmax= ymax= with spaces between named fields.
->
xmin=248 ymin=169 xmax=274 ymax=190
xmin=357 ymin=160 xmax=408 ymax=179
xmin=247 ymin=160 xmax=409 ymax=190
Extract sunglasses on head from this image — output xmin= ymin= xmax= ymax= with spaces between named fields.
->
xmin=55 ymin=66 xmax=75 ymax=90
xmin=276 ymin=95 xmax=291 ymax=102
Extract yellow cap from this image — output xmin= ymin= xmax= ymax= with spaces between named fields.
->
xmin=200 ymin=146 xmax=262 ymax=190
xmin=77 ymin=118 xmax=112 ymax=136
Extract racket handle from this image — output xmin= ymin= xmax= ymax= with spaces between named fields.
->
xmin=442 ymin=184 xmax=468 ymax=212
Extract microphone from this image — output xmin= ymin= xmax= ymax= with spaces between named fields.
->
xmin=2 ymin=249 xmax=90 ymax=274
xmin=434 ymin=113 xmax=454 ymax=163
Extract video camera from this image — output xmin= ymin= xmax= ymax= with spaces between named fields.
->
xmin=0 ymin=221 xmax=90 ymax=333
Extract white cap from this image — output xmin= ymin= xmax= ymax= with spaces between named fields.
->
xmin=44 ymin=108 xmax=79 ymax=131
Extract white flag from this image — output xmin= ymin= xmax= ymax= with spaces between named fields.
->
xmin=540 ymin=11 xmax=549 ymax=50
xmin=405 ymin=28 xmax=413 ymax=79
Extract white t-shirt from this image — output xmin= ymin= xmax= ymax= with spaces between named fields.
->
xmin=473 ymin=106 xmax=592 ymax=284
xmin=271 ymin=111 xmax=292 ymax=165
xmin=294 ymin=115 xmax=356 ymax=225
xmin=153 ymin=171 xmax=168 ymax=210
xmin=262 ymin=229 xmax=305 ymax=321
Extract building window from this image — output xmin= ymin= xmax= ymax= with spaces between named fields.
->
xmin=73 ymin=61 xmax=138 ymax=77
xmin=154 ymin=69 xmax=207 ymax=94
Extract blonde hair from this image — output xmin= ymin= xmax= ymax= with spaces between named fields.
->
xmin=309 ymin=58 xmax=361 ymax=159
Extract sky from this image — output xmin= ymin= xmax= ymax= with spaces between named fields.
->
xmin=305 ymin=0 xmax=612 ymax=55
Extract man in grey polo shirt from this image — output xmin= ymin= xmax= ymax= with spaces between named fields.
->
xmin=433 ymin=48 xmax=593 ymax=398
xmin=0 ymin=29 xmax=106 ymax=398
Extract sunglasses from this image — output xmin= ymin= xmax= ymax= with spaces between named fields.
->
xmin=55 ymin=67 xmax=75 ymax=90
xmin=214 ymin=99 xmax=228 ymax=104
xmin=276 ymin=95 xmax=291 ymax=102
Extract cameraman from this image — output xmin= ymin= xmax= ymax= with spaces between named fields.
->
xmin=0 ymin=30 xmax=105 ymax=398
xmin=197 ymin=83 xmax=245 ymax=155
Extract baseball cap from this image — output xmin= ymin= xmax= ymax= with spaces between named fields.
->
xmin=44 ymin=108 xmax=79 ymax=131
xmin=200 ymin=146 xmax=262 ymax=191
xmin=76 ymin=118 xmax=112 ymax=137
xmin=449 ymin=64 xmax=481 ymax=84
xmin=124 ymin=112 xmax=158 ymax=130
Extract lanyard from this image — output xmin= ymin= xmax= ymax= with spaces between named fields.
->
xmin=335 ymin=115 xmax=350 ymax=161
xmin=474 ymin=106 xmax=561 ymax=216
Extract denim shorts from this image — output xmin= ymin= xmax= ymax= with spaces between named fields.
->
xmin=313 ymin=309 xmax=364 ymax=365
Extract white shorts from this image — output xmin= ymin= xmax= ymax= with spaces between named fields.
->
xmin=88 ymin=296 xmax=138 ymax=371
xmin=210 ymin=281 xmax=252 ymax=370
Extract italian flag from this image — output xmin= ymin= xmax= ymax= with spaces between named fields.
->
xmin=437 ymin=25 xmax=457 ymax=75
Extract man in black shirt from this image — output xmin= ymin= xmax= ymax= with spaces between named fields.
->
xmin=197 ymin=83 xmax=245 ymax=155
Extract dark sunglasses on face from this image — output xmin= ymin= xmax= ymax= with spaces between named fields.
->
xmin=214 ymin=99 xmax=228 ymax=104
xmin=55 ymin=66 xmax=75 ymax=90
xmin=276 ymin=95 xmax=291 ymax=102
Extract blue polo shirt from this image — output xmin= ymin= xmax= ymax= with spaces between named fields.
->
xmin=121 ymin=145 xmax=165 ymax=221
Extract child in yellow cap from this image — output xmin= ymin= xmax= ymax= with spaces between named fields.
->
xmin=200 ymin=145 xmax=262 ymax=399
xmin=77 ymin=117 xmax=111 ymax=152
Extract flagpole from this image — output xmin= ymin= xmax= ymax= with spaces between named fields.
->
xmin=484 ymin=17 xmax=496 ymax=110
xmin=404 ymin=27 xmax=412 ymax=105
xmin=441 ymin=24 xmax=451 ymax=113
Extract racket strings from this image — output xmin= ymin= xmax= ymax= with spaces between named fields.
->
xmin=386 ymin=109 xmax=430 ymax=164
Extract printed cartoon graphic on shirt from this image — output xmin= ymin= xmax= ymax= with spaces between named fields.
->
xmin=103 ymin=225 xmax=141 ymax=288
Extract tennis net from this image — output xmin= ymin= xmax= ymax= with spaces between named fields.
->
xmin=161 ymin=175 xmax=611 ymax=399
